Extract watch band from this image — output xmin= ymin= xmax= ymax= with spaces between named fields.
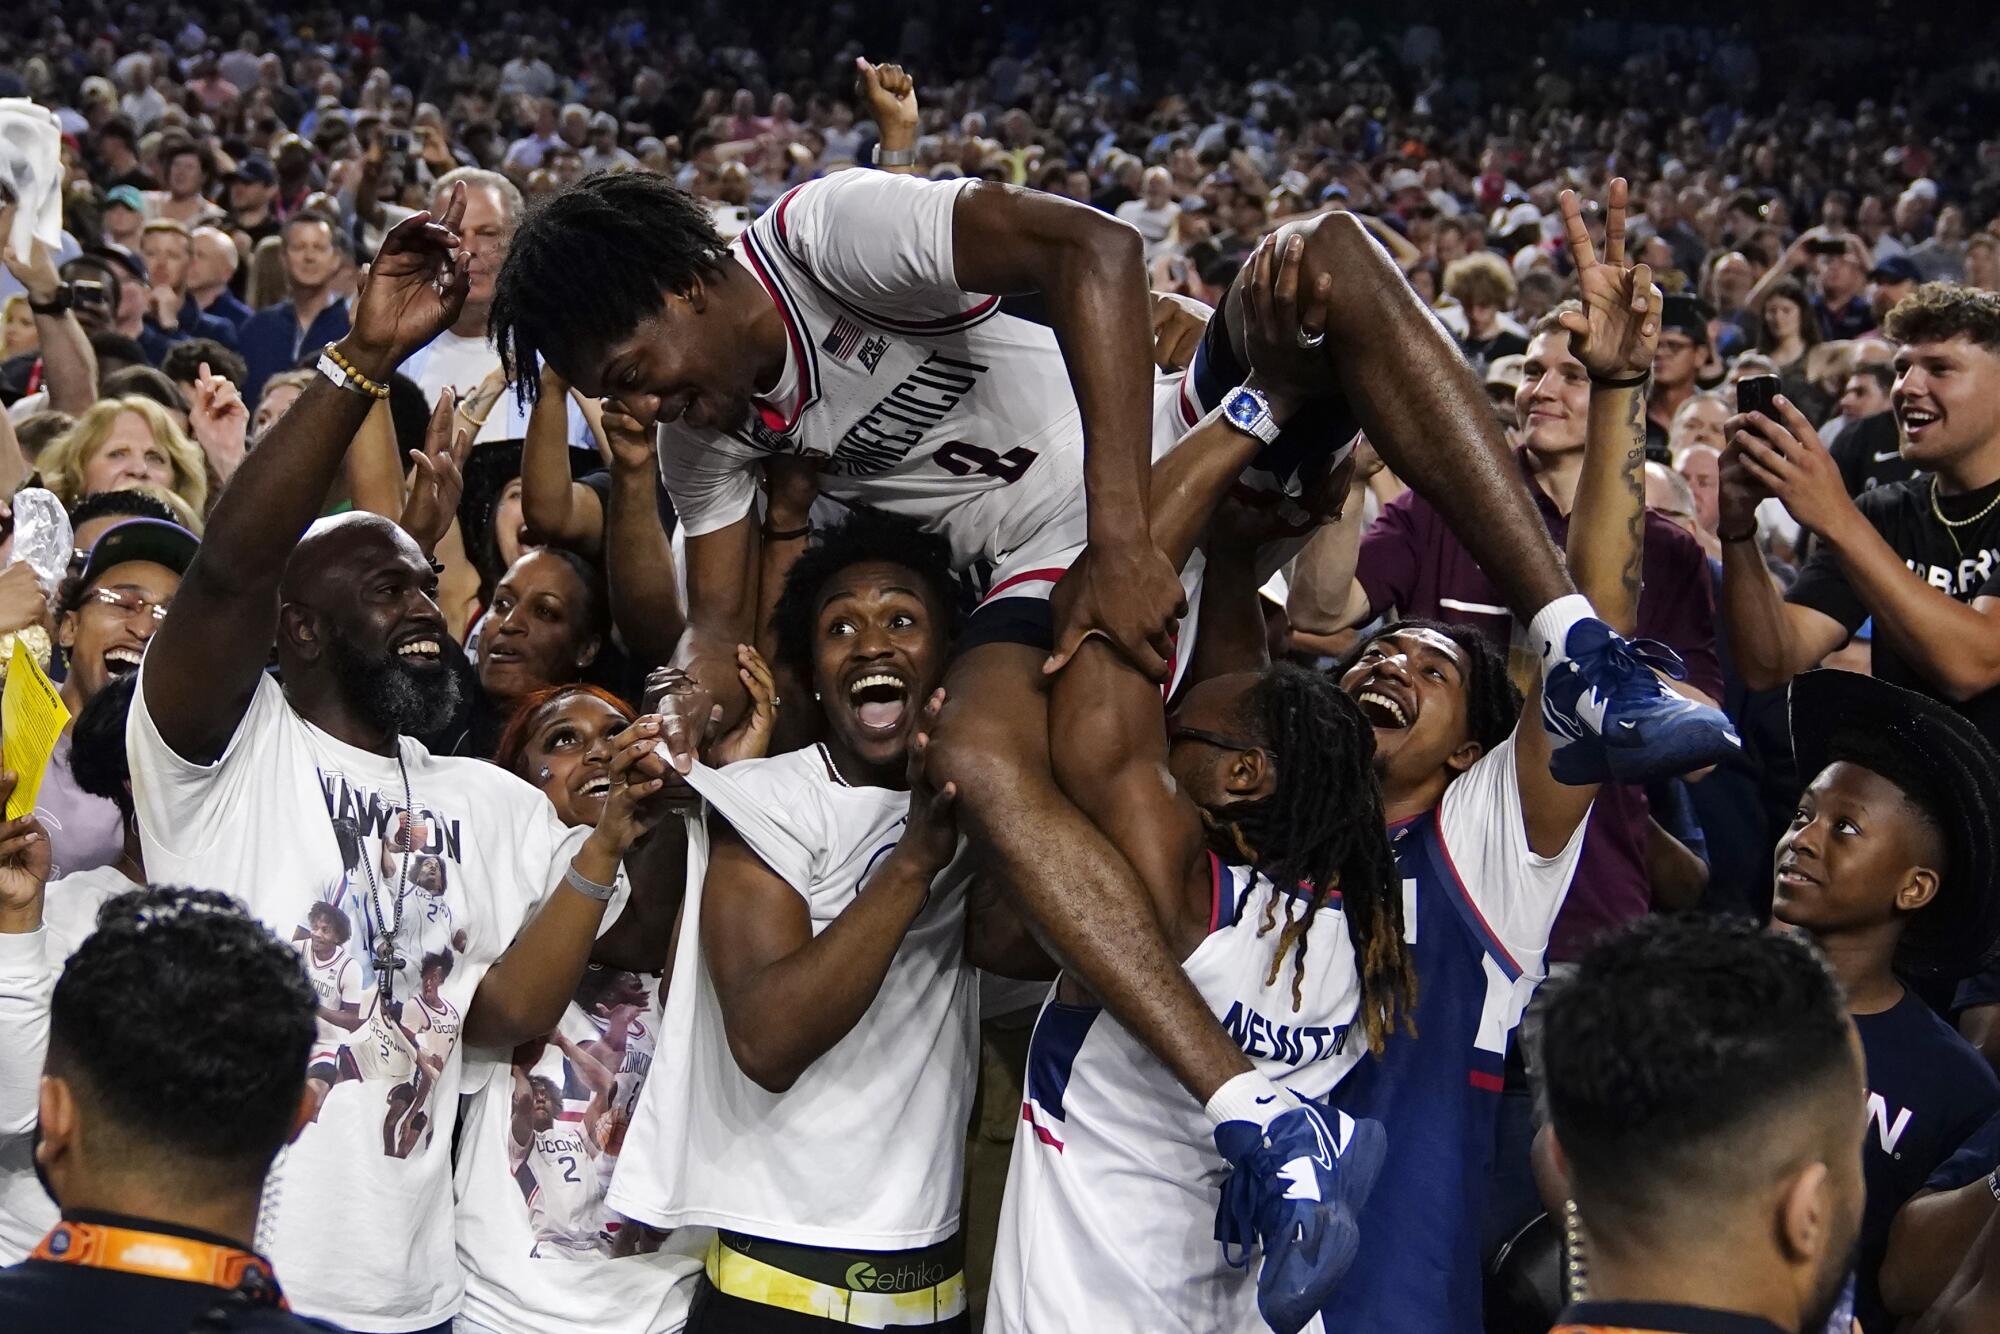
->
xmin=27 ymin=284 xmax=72 ymax=316
xmin=872 ymin=143 xmax=918 ymax=167
xmin=564 ymin=862 xmax=619 ymax=902
xmin=316 ymin=346 xmax=390 ymax=401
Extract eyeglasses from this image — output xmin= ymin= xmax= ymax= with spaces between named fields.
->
xmin=1167 ymin=724 xmax=1261 ymax=754
xmin=87 ymin=586 xmax=171 ymax=622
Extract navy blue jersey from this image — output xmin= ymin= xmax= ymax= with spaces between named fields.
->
xmin=1322 ymin=732 xmax=1586 ymax=1334
xmin=1852 ymin=989 xmax=2000 ymax=1332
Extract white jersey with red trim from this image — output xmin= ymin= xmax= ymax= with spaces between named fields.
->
xmin=294 ymin=939 xmax=363 ymax=1052
xmin=986 ymin=857 xmax=1364 ymax=1334
xmin=656 ymin=169 xmax=1194 ymax=572
xmin=403 ymin=991 xmax=461 ymax=1073
xmin=522 ymin=1117 xmax=603 ymax=1256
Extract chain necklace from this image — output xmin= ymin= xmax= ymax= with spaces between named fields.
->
xmin=1563 ymin=1196 xmax=1589 ymax=1305
xmin=356 ymin=744 xmax=415 ymax=1008
xmin=1930 ymin=475 xmax=2000 ymax=558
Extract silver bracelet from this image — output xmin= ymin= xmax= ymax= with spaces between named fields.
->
xmin=563 ymin=863 xmax=618 ymax=902
xmin=872 ymin=143 xmax=917 ymax=167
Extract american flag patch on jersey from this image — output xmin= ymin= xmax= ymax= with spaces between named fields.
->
xmin=821 ymin=316 xmax=866 ymax=360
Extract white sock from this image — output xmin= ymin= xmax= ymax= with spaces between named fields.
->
xmin=1528 ymin=593 xmax=1596 ymax=671
xmin=1204 ymin=1071 xmax=1295 ymax=1129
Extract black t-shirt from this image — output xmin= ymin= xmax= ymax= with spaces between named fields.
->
xmin=1787 ymin=474 xmax=2000 ymax=746
xmin=1458 ymin=328 xmax=1528 ymax=377
xmin=1852 ymin=989 xmax=2000 ymax=1331
xmin=1830 ymin=412 xmax=1920 ymax=498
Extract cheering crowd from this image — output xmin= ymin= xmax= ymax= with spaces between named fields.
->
xmin=3 ymin=4 xmax=2000 ymax=1333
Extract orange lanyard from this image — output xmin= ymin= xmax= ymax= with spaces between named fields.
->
xmin=31 ymin=1219 xmax=287 ymax=1308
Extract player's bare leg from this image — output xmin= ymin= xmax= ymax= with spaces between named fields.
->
xmin=928 ymin=641 xmax=1255 ymax=1103
xmin=1227 ymin=205 xmax=1736 ymax=784
xmin=1257 ymin=210 xmax=1573 ymax=612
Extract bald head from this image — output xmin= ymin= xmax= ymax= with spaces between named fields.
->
xmin=187 ymin=227 xmax=240 ymax=297
xmin=281 ymin=512 xmax=427 ymax=606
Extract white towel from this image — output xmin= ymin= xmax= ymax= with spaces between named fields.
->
xmin=0 ymin=100 xmax=64 ymax=261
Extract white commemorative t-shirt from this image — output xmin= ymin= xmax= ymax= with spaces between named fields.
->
xmin=126 ymin=666 xmax=590 ymax=1332
xmin=455 ymin=971 xmax=700 ymax=1334
xmin=987 ymin=856 xmax=1364 ymax=1334
xmin=608 ymin=746 xmax=977 ymax=1250
xmin=0 ymin=864 xmax=135 ymax=1263
xmin=656 ymin=169 xmax=1194 ymax=578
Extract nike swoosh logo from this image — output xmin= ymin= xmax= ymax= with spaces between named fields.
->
xmin=1872 ymin=451 xmax=1901 ymax=462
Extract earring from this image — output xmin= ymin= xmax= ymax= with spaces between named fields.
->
xmin=536 ymin=767 xmax=553 ymax=784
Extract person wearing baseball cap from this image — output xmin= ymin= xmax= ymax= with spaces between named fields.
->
xmin=1646 ymin=293 xmax=1713 ymax=456
xmin=100 ymin=184 xmax=146 ymax=250
xmin=1769 ymin=670 xmax=2000 ymax=1332
xmin=34 ymin=518 xmax=201 ymax=882
xmin=1869 ymin=254 xmax=1923 ymax=324
xmin=224 ymin=155 xmax=282 ymax=250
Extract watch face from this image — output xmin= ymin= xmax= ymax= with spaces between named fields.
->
xmin=1227 ymin=393 xmax=1259 ymax=427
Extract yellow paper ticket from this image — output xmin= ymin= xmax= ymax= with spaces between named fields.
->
xmin=2 ymin=638 xmax=72 ymax=819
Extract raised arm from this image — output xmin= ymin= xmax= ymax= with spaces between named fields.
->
xmin=520 ymin=366 xmax=607 ymax=557
xmin=1732 ymin=396 xmax=2000 ymax=702
xmin=1717 ymin=430 xmax=1873 ymax=691
xmin=1035 ymin=239 xmax=1342 ymax=944
xmin=599 ymin=407 xmax=688 ymax=673
xmin=950 ymin=183 xmax=1186 ymax=681
xmin=145 ymin=197 xmax=472 ymax=763
xmin=703 ymin=697 xmax=958 ymax=1093
xmin=1510 ymin=183 xmax=1655 ymax=854
xmin=855 ymin=59 xmax=919 ymax=174
xmin=2 ymin=225 xmax=96 ymax=415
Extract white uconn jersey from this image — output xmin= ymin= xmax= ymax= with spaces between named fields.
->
xmin=524 ymin=1119 xmax=600 ymax=1255
xmin=660 ymin=170 xmax=1102 ymax=570
xmin=989 ymin=856 xmax=1364 ymax=1334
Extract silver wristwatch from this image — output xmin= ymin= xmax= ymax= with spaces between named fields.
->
xmin=1220 ymin=385 xmax=1281 ymax=445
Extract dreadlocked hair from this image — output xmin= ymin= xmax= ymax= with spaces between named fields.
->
xmin=491 ymin=171 xmax=731 ymax=403
xmin=1204 ymin=663 xmax=1414 ymax=1054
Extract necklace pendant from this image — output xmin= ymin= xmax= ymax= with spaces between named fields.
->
xmin=373 ymin=933 xmax=402 ymax=975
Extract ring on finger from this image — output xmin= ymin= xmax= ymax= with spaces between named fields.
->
xmin=1296 ymin=328 xmax=1326 ymax=350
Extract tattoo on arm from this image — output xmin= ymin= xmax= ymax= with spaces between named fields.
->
xmin=1620 ymin=386 xmax=1647 ymax=611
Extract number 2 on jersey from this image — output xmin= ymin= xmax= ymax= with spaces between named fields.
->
xmin=932 ymin=441 xmax=1037 ymax=484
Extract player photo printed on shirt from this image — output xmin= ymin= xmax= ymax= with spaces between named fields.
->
xmin=506 ymin=967 xmax=662 ymax=1258
xmin=292 ymin=783 xmax=470 ymax=1158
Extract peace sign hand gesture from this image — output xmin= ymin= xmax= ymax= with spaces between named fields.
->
xmin=344 ymin=183 xmax=473 ymax=379
xmin=1555 ymin=178 xmax=1661 ymax=382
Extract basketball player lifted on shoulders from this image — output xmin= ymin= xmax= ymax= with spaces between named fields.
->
xmin=492 ymin=65 xmax=1737 ymax=1313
